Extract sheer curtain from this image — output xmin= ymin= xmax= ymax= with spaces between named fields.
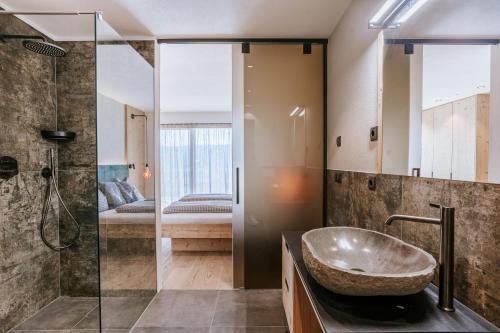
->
xmin=160 ymin=124 xmax=232 ymax=206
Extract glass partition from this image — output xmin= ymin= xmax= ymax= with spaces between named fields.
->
xmin=96 ymin=17 xmax=156 ymax=330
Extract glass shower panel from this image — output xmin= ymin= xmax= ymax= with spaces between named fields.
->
xmin=0 ymin=12 xmax=100 ymax=332
xmin=242 ymin=44 xmax=324 ymax=288
xmin=96 ymin=17 xmax=156 ymax=330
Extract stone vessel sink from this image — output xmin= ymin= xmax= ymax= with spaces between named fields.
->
xmin=302 ymin=227 xmax=437 ymax=296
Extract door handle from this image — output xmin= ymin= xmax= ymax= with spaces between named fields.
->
xmin=236 ymin=167 xmax=240 ymax=204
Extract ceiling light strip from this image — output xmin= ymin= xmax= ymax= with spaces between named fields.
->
xmin=369 ymin=0 xmax=428 ymax=29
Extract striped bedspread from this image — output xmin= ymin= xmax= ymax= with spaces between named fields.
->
xmin=115 ymin=200 xmax=155 ymax=213
xmin=178 ymin=194 xmax=232 ymax=202
xmin=163 ymin=200 xmax=232 ymax=214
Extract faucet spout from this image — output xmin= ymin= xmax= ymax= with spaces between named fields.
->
xmin=384 ymin=214 xmax=440 ymax=226
xmin=384 ymin=203 xmax=455 ymax=312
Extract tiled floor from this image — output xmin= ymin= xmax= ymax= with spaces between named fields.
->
xmin=10 ymin=290 xmax=287 ymax=333
xmin=132 ymin=289 xmax=288 ymax=333
xmin=10 ymin=296 xmax=150 ymax=333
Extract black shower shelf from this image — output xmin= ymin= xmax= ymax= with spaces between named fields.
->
xmin=41 ymin=130 xmax=76 ymax=142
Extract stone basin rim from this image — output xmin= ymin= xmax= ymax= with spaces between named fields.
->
xmin=302 ymin=226 xmax=437 ymax=278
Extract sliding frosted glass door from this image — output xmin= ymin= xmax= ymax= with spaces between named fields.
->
xmin=235 ymin=44 xmax=324 ymax=288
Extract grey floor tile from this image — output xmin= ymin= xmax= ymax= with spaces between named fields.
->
xmin=131 ymin=327 xmax=210 ymax=332
xmin=69 ymin=329 xmax=130 ymax=333
xmin=134 ymin=290 xmax=218 ymax=328
xmin=11 ymin=331 xmax=69 ymax=333
xmin=210 ymin=328 xmax=288 ymax=333
xmin=13 ymin=297 xmax=98 ymax=331
xmin=74 ymin=297 xmax=151 ymax=330
xmin=212 ymin=290 xmax=286 ymax=328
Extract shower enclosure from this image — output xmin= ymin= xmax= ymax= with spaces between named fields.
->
xmin=0 ymin=10 xmax=101 ymax=332
xmin=0 ymin=10 xmax=156 ymax=332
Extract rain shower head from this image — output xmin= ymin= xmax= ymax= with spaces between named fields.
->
xmin=0 ymin=34 xmax=66 ymax=57
xmin=22 ymin=39 xmax=66 ymax=57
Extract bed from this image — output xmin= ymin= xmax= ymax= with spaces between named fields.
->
xmin=98 ymin=166 xmax=232 ymax=252
xmin=99 ymin=197 xmax=232 ymax=252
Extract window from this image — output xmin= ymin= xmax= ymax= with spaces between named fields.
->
xmin=160 ymin=124 xmax=232 ymax=206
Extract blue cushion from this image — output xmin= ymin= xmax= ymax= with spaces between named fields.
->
xmin=116 ymin=181 xmax=145 ymax=202
xmin=98 ymin=189 xmax=109 ymax=212
xmin=99 ymin=182 xmax=126 ymax=208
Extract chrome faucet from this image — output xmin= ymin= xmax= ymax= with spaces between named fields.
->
xmin=385 ymin=203 xmax=455 ymax=312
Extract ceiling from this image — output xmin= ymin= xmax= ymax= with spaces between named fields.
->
xmin=384 ymin=0 xmax=500 ymax=39
xmin=160 ymin=44 xmax=233 ymax=113
xmin=0 ymin=0 xmax=351 ymax=40
xmin=423 ymin=45 xmax=491 ymax=109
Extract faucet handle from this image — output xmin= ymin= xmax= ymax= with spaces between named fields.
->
xmin=429 ymin=203 xmax=442 ymax=209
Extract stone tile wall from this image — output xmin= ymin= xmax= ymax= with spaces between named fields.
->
xmin=0 ymin=14 xmax=60 ymax=333
xmin=326 ymin=170 xmax=500 ymax=327
xmin=57 ymin=41 xmax=99 ymax=297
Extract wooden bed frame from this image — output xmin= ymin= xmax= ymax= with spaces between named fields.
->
xmin=100 ymin=219 xmax=233 ymax=252
xmin=162 ymin=223 xmax=232 ymax=252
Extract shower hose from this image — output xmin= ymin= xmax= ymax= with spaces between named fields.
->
xmin=40 ymin=149 xmax=81 ymax=251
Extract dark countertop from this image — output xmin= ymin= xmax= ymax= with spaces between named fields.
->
xmin=283 ymin=231 xmax=499 ymax=332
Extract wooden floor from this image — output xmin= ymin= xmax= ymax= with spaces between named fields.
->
xmin=161 ymin=238 xmax=233 ymax=290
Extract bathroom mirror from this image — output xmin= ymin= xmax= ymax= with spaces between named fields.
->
xmin=380 ymin=0 xmax=500 ymax=183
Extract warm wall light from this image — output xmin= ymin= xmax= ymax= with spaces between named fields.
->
xmin=143 ymin=163 xmax=152 ymax=180
xmin=369 ymin=0 xmax=429 ymax=29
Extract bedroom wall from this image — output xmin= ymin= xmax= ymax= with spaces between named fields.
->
xmin=126 ymin=106 xmax=146 ymax=195
xmin=160 ymin=111 xmax=232 ymax=124
xmin=0 ymin=14 xmax=60 ymax=332
xmin=97 ymin=93 xmax=126 ymax=165
xmin=57 ymin=41 xmax=99 ymax=297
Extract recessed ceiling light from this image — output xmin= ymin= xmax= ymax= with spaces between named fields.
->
xmin=247 ymin=65 xmax=254 ymax=68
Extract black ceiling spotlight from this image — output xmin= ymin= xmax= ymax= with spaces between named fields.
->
xmin=303 ymin=43 xmax=312 ymax=54
xmin=242 ymin=42 xmax=250 ymax=54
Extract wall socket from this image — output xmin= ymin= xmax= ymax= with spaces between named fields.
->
xmin=334 ymin=172 xmax=342 ymax=183
xmin=370 ymin=126 xmax=378 ymax=141
xmin=368 ymin=175 xmax=377 ymax=191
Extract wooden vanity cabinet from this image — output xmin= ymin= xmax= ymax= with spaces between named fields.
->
xmin=282 ymin=236 xmax=322 ymax=333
